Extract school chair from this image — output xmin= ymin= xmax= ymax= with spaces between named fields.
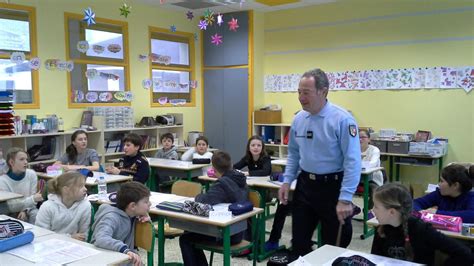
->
xmin=135 ymin=221 xmax=155 ymax=266
xmin=193 ymin=189 xmax=261 ymax=266
xmin=87 ymin=204 xmax=95 ymax=243
xmin=154 ymin=180 xmax=203 ymax=238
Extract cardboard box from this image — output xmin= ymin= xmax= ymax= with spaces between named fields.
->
xmin=371 ymin=139 xmax=387 ymax=153
xmin=387 ymin=141 xmax=410 ymax=154
xmin=254 ymin=110 xmax=282 ymax=124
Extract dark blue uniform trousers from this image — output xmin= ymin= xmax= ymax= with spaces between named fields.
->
xmin=291 ymin=170 xmax=353 ymax=258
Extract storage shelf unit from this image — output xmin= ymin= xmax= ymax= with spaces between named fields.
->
xmin=253 ymin=123 xmax=291 ymax=159
xmin=0 ymin=114 xmax=184 ymax=165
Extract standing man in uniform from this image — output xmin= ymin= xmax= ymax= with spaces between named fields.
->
xmin=278 ymin=68 xmax=361 ymax=259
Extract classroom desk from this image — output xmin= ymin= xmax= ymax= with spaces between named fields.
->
xmin=270 ymin=159 xmax=287 ymax=170
xmin=288 ymin=244 xmax=423 ymax=265
xmin=367 ymin=217 xmax=474 ymax=242
xmin=176 ymin=146 xmax=218 ymax=153
xmin=89 ymin=191 xmax=263 ymax=266
xmin=109 ymin=157 xmax=210 ymax=191
xmin=0 ymin=214 xmax=55 ymax=237
xmin=36 ymin=171 xmax=133 ymax=193
xmin=381 ymin=152 xmax=445 ymax=182
xmin=0 ymin=229 xmax=129 ymax=265
xmin=0 ymin=191 xmax=23 ymax=202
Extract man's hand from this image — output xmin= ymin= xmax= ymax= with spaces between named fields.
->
xmin=336 ymin=201 xmax=353 ymax=224
xmin=278 ymin=183 xmax=290 ymax=205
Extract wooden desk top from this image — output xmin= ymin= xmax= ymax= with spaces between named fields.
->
xmin=37 ymin=171 xmax=133 ymax=186
xmin=289 ymin=245 xmax=422 ymax=265
xmin=198 ymin=175 xmax=297 ymax=191
xmin=380 ymin=152 xmax=444 ymax=159
xmin=148 ymin=158 xmax=210 ymax=170
xmin=0 ymin=214 xmax=55 ymax=237
xmin=367 ymin=217 xmax=474 ymax=241
xmin=0 ymin=191 xmax=23 ymax=202
xmin=89 ymin=192 xmax=263 ymax=227
xmin=271 ymin=159 xmax=383 ymax=175
xmin=0 ymin=231 xmax=129 ymax=265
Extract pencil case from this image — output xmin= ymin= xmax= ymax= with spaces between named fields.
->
xmin=0 ymin=231 xmax=35 ymax=252
xmin=420 ymin=212 xmax=462 ymax=232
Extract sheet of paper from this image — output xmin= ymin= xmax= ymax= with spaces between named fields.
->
xmin=426 ymin=183 xmax=439 ymax=193
xmin=7 ymin=238 xmax=101 ymax=264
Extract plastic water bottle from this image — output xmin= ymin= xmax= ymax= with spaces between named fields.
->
xmin=58 ymin=117 xmax=64 ymax=132
xmin=98 ymin=176 xmax=107 ymax=200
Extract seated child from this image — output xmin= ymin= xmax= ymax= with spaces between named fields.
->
xmin=55 ymin=130 xmax=100 ymax=172
xmin=371 ymin=183 xmax=474 ymax=265
xmin=36 ymin=172 xmax=91 ymax=241
xmin=0 ymin=148 xmax=43 ymax=223
xmin=233 ymin=135 xmax=271 ymax=176
xmin=359 ymin=128 xmax=383 ymax=210
xmin=92 ymin=181 xmax=151 ymax=266
xmin=155 ymin=133 xmax=179 ymax=160
xmin=179 ymin=151 xmax=248 ymax=266
xmin=106 ymin=133 xmax=150 ymax=184
xmin=181 ymin=136 xmax=213 ymax=175
xmin=414 ymin=164 xmax=474 ymax=223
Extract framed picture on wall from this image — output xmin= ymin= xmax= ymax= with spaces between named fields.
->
xmin=415 ymin=130 xmax=432 ymax=142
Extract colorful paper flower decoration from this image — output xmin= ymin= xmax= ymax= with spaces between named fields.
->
xmin=217 ymin=14 xmax=223 ymax=26
xmin=204 ymin=9 xmax=214 ymax=26
xmin=170 ymin=25 xmax=177 ymax=32
xmin=83 ymin=7 xmax=96 ymax=26
xmin=119 ymin=3 xmax=131 ymax=18
xmin=228 ymin=18 xmax=239 ymax=32
xmin=211 ymin=34 xmax=223 ymax=46
xmin=198 ymin=20 xmax=208 ymax=30
xmin=186 ymin=11 xmax=194 ymax=20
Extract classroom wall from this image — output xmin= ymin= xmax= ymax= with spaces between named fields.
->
xmin=11 ymin=0 xmax=203 ymax=135
xmin=259 ymin=0 xmax=474 ymax=186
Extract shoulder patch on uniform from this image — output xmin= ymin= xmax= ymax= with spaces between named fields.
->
xmin=349 ymin=124 xmax=357 ymax=137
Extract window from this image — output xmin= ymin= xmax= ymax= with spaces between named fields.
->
xmin=65 ymin=13 xmax=130 ymax=107
xmin=0 ymin=3 xmax=38 ymax=108
xmin=149 ymin=27 xmax=195 ymax=107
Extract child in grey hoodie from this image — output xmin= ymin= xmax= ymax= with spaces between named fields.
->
xmin=155 ymin=133 xmax=179 ymax=160
xmin=91 ymin=182 xmax=151 ymax=266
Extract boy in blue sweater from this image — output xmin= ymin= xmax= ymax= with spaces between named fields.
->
xmin=414 ymin=164 xmax=474 ymax=223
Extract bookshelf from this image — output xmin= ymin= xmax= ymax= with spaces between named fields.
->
xmin=0 ymin=114 xmax=184 ymax=165
xmin=253 ymin=123 xmax=291 ymax=159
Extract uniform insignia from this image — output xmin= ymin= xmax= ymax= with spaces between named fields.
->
xmin=349 ymin=125 xmax=357 ymax=137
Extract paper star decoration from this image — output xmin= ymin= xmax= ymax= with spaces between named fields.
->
xmin=83 ymin=7 xmax=96 ymax=26
xmin=186 ymin=11 xmax=194 ymax=20
xmin=170 ymin=25 xmax=176 ymax=32
xmin=204 ymin=9 xmax=214 ymax=26
xmin=211 ymin=33 xmax=223 ymax=46
xmin=119 ymin=3 xmax=131 ymax=18
xmin=217 ymin=14 xmax=223 ymax=26
xmin=198 ymin=20 xmax=208 ymax=30
xmin=228 ymin=18 xmax=239 ymax=32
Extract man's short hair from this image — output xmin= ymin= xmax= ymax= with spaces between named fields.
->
xmin=116 ymin=181 xmax=150 ymax=210
xmin=302 ymin=68 xmax=329 ymax=91
xmin=211 ymin=151 xmax=232 ymax=174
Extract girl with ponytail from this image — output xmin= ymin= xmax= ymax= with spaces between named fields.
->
xmin=36 ymin=172 xmax=91 ymax=241
xmin=55 ymin=130 xmax=100 ymax=171
xmin=371 ymin=183 xmax=474 ymax=265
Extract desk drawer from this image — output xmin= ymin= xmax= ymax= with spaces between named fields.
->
xmin=387 ymin=141 xmax=410 ymax=154
xmin=395 ymin=156 xmax=436 ymax=166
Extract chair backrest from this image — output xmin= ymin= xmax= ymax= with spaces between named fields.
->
xmin=87 ymin=204 xmax=95 ymax=243
xmin=171 ymin=180 xmax=202 ymax=197
xmin=248 ymin=190 xmax=261 ymax=208
xmin=135 ymin=221 xmax=154 ymax=252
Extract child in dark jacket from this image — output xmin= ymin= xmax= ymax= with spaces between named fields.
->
xmin=106 ymin=133 xmax=150 ymax=184
xmin=414 ymin=164 xmax=474 ymax=223
xmin=179 ymin=151 xmax=248 ymax=266
xmin=371 ymin=183 xmax=474 ymax=266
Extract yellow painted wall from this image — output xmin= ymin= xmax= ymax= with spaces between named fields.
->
xmin=11 ymin=0 xmax=203 ymax=135
xmin=260 ymin=0 xmax=474 ymax=185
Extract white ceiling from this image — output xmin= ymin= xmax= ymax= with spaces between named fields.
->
xmin=135 ymin=0 xmax=336 ymax=15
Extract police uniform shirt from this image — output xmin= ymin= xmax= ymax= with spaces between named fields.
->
xmin=283 ymin=100 xmax=361 ymax=202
